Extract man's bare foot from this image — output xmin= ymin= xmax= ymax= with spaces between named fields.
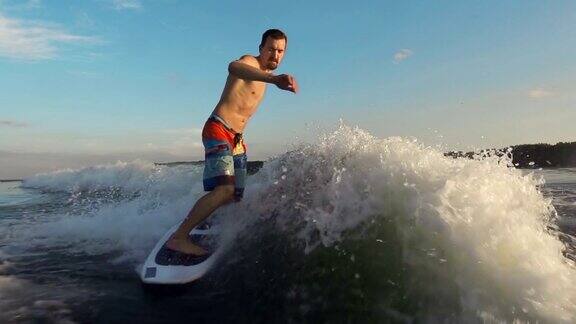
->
xmin=165 ymin=236 xmax=208 ymax=256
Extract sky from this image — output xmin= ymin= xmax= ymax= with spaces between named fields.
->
xmin=1 ymin=0 xmax=575 ymax=178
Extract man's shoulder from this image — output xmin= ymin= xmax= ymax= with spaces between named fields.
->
xmin=234 ymin=55 xmax=259 ymax=66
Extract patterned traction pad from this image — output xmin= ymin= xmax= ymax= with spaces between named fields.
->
xmin=155 ymin=233 xmax=217 ymax=266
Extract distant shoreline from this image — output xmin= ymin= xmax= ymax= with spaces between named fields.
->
xmin=155 ymin=161 xmax=264 ymax=175
xmin=445 ymin=141 xmax=576 ymax=168
xmin=3 ymin=142 xmax=574 ymax=182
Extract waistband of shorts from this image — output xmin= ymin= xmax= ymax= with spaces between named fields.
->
xmin=208 ymin=114 xmax=244 ymax=147
xmin=208 ymin=114 xmax=241 ymax=135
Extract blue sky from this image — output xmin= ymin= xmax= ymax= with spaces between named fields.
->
xmin=1 ymin=0 xmax=575 ymax=178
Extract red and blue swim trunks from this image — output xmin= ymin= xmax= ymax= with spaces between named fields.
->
xmin=202 ymin=114 xmax=247 ymax=200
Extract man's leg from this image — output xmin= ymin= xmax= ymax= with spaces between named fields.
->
xmin=166 ymin=184 xmax=235 ymax=255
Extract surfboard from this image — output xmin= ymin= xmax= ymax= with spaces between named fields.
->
xmin=139 ymin=223 xmax=222 ymax=284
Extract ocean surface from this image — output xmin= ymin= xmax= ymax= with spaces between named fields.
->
xmin=1 ymin=125 xmax=575 ymax=323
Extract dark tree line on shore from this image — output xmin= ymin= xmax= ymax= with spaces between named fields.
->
xmin=445 ymin=142 xmax=576 ymax=168
xmin=157 ymin=142 xmax=576 ymax=174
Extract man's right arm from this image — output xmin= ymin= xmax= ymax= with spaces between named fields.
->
xmin=228 ymin=55 xmax=298 ymax=93
xmin=228 ymin=55 xmax=275 ymax=83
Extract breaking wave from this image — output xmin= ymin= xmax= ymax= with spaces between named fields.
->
xmin=8 ymin=123 xmax=576 ymax=322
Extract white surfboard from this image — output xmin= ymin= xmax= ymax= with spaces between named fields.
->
xmin=140 ymin=223 xmax=222 ymax=284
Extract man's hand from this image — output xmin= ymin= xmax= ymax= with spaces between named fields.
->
xmin=272 ymin=74 xmax=299 ymax=93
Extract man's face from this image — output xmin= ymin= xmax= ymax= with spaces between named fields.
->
xmin=259 ymin=37 xmax=286 ymax=71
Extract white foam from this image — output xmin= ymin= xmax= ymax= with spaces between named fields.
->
xmin=7 ymin=160 xmax=206 ymax=261
xmin=7 ymin=123 xmax=576 ymax=321
xmin=233 ymin=123 xmax=575 ymax=322
xmin=22 ymin=160 xmax=201 ymax=194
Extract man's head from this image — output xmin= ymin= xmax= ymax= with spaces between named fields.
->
xmin=258 ymin=29 xmax=287 ymax=71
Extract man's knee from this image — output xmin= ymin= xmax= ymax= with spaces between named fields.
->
xmin=212 ymin=185 xmax=235 ymax=202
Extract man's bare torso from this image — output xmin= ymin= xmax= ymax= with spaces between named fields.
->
xmin=212 ymin=55 xmax=267 ymax=133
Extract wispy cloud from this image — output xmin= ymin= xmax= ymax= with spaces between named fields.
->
xmin=1 ymin=0 xmax=43 ymax=11
xmin=393 ymin=49 xmax=413 ymax=64
xmin=0 ymin=127 xmax=203 ymax=159
xmin=158 ymin=127 xmax=203 ymax=155
xmin=0 ymin=12 xmax=97 ymax=61
xmin=66 ymin=70 xmax=102 ymax=78
xmin=24 ymin=0 xmax=43 ymax=10
xmin=165 ymin=72 xmax=191 ymax=87
xmin=112 ymin=0 xmax=142 ymax=11
xmin=73 ymin=11 xmax=96 ymax=30
xmin=528 ymin=88 xmax=554 ymax=99
xmin=161 ymin=127 xmax=202 ymax=135
xmin=0 ymin=120 xmax=28 ymax=128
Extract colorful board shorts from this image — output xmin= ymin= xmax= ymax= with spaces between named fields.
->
xmin=202 ymin=115 xmax=247 ymax=201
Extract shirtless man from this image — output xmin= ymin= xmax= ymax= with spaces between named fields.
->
xmin=166 ymin=29 xmax=298 ymax=255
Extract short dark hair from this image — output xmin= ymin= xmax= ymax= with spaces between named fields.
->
xmin=259 ymin=29 xmax=287 ymax=49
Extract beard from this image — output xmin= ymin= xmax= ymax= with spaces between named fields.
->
xmin=266 ymin=61 xmax=278 ymax=70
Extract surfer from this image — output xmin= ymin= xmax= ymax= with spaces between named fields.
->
xmin=166 ymin=29 xmax=298 ymax=256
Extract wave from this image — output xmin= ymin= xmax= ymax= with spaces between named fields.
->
xmin=9 ymin=123 xmax=576 ymax=322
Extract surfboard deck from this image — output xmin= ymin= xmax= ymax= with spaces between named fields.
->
xmin=139 ymin=223 xmax=222 ymax=285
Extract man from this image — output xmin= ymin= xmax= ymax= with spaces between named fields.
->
xmin=166 ymin=29 xmax=298 ymax=256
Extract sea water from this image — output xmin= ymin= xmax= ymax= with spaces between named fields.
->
xmin=1 ymin=124 xmax=575 ymax=323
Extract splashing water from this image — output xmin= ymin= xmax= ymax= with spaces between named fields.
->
xmin=4 ymin=123 xmax=575 ymax=322
xmin=228 ymin=124 xmax=576 ymax=321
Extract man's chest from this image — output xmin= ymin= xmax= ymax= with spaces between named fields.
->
xmin=240 ymin=81 xmax=267 ymax=106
